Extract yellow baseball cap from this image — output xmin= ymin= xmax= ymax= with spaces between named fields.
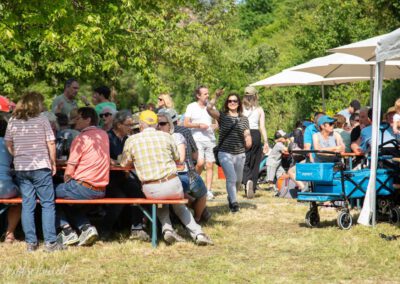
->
xmin=139 ymin=110 xmax=158 ymax=125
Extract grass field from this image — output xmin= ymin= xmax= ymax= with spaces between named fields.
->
xmin=1 ymin=176 xmax=400 ymax=283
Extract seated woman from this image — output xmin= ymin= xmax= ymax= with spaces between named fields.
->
xmin=0 ymin=116 xmax=21 ymax=243
xmin=313 ymin=115 xmax=345 ymax=163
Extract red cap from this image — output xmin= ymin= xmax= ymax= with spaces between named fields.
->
xmin=0 ymin=96 xmax=10 ymax=112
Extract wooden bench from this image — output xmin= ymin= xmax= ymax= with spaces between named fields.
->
xmin=0 ymin=197 xmax=188 ymax=248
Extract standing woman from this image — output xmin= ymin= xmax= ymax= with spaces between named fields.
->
xmin=5 ymin=92 xmax=64 ymax=252
xmin=207 ymin=91 xmax=252 ymax=213
xmin=242 ymin=86 xmax=269 ymax=198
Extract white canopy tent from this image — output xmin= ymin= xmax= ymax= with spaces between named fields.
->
xmin=250 ymin=70 xmax=369 ymax=111
xmin=357 ymin=28 xmax=400 ymax=227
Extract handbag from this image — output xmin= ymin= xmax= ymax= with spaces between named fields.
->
xmin=213 ymin=118 xmax=239 ymax=166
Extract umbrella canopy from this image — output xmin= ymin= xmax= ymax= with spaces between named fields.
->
xmin=329 ymin=34 xmax=386 ymax=61
xmin=250 ymin=70 xmax=369 ymax=87
xmin=291 ymin=52 xmax=400 ymax=79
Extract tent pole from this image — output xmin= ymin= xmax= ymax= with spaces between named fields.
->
xmin=321 ymin=84 xmax=326 ymax=112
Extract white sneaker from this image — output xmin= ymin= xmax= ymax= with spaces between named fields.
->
xmin=207 ymin=190 xmax=215 ymax=200
xmin=246 ymin=180 xmax=254 ymax=199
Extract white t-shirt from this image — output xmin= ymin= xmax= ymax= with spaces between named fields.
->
xmin=185 ymin=102 xmax=216 ymax=142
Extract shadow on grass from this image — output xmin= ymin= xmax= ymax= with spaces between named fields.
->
xmin=298 ymin=211 xmax=361 ymax=229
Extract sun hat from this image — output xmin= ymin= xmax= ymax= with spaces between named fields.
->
xmin=317 ymin=115 xmax=336 ymax=127
xmin=139 ymin=110 xmax=158 ymax=125
xmin=244 ymin=86 xmax=257 ymax=96
xmin=274 ymin=129 xmax=287 ymax=139
xmin=158 ymin=108 xmax=179 ymax=123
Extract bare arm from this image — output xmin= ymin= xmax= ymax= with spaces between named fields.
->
xmin=244 ymin=129 xmax=252 ymax=149
xmin=206 ymin=89 xmax=224 ymax=120
xmin=183 ymin=116 xmax=209 ymax=130
xmin=177 ymin=143 xmax=186 ymax=163
xmin=258 ymin=107 xmax=269 ymax=153
xmin=64 ymin=164 xmax=75 ymax=183
xmin=5 ymin=140 xmax=14 ymax=156
xmin=47 ymin=140 xmax=57 ymax=176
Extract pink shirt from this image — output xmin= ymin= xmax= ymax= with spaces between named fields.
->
xmin=4 ymin=114 xmax=55 ymax=171
xmin=68 ymin=126 xmax=110 ymax=187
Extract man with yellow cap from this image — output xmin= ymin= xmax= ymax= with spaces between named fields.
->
xmin=121 ymin=110 xmax=213 ymax=245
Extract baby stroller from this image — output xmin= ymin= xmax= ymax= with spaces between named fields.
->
xmin=294 ymin=150 xmax=398 ymax=230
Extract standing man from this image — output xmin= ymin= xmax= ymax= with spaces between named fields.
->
xmin=51 ymin=78 xmax=80 ymax=116
xmin=184 ymin=86 xmax=217 ymax=200
xmin=55 ymin=107 xmax=110 ymax=246
xmin=121 ymin=110 xmax=212 ymax=245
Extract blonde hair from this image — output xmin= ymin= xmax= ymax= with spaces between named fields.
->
xmin=158 ymin=94 xmax=174 ymax=109
xmin=243 ymin=94 xmax=258 ymax=110
xmin=395 ymin=98 xmax=400 ymax=113
xmin=13 ymin=92 xmax=44 ymax=120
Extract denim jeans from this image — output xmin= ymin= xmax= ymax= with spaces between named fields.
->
xmin=55 ymin=179 xmax=105 ymax=230
xmin=218 ymin=151 xmax=246 ymax=204
xmin=15 ymin=168 xmax=56 ymax=244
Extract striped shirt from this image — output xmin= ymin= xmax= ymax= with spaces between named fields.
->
xmin=121 ymin=127 xmax=179 ymax=182
xmin=218 ymin=112 xmax=249 ymax=155
xmin=4 ymin=114 xmax=55 ymax=171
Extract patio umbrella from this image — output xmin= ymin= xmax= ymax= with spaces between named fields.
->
xmin=358 ymin=28 xmax=400 ymax=227
xmin=250 ymin=70 xmax=369 ymax=111
xmin=328 ymin=34 xmax=387 ymax=61
xmin=291 ymin=53 xmax=400 ymax=79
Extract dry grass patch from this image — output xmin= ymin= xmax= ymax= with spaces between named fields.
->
xmin=1 ymin=176 xmax=400 ymax=282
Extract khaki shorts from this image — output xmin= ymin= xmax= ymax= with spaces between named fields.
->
xmin=196 ymin=140 xmax=216 ymax=163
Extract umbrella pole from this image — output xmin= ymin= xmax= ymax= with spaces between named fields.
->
xmin=321 ymin=84 xmax=326 ymax=112
xmin=370 ymin=65 xmax=373 ymax=107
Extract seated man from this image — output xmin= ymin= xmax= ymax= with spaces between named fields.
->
xmin=120 ymin=110 xmax=212 ymax=245
xmin=100 ymin=110 xmax=149 ymax=241
xmin=56 ymin=107 xmax=110 ymax=246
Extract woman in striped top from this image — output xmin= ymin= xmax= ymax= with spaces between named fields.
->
xmin=207 ymin=91 xmax=252 ymax=213
xmin=5 ymin=92 xmax=63 ymax=252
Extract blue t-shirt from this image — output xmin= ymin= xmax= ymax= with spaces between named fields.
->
xmin=360 ymin=125 xmax=372 ymax=153
xmin=303 ymin=124 xmax=319 ymax=149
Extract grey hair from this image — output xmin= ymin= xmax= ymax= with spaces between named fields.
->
xmin=157 ymin=113 xmax=174 ymax=134
xmin=42 ymin=111 xmax=59 ymax=131
xmin=112 ymin=109 xmax=132 ymax=129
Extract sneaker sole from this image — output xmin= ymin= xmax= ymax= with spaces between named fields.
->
xmin=78 ymin=233 xmax=98 ymax=246
xmin=63 ymin=238 xmax=79 ymax=246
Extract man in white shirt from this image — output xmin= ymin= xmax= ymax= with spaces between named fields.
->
xmin=184 ymin=86 xmax=217 ymax=199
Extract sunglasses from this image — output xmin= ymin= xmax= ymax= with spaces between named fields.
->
xmin=158 ymin=98 xmax=163 ymax=101
xmin=100 ymin=112 xmax=112 ymax=118
xmin=326 ymin=122 xmax=334 ymax=126
xmin=228 ymin=99 xmax=238 ymax=103
xmin=158 ymin=122 xmax=168 ymax=126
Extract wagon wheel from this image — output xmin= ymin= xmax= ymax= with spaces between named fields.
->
xmin=337 ymin=211 xmax=353 ymax=230
xmin=305 ymin=210 xmax=320 ymax=228
xmin=388 ymin=207 xmax=400 ymax=225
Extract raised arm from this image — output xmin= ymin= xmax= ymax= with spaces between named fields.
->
xmin=206 ymin=89 xmax=224 ymax=120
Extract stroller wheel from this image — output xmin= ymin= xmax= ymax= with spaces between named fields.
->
xmin=337 ymin=211 xmax=353 ymax=230
xmin=305 ymin=210 xmax=320 ymax=228
xmin=388 ymin=207 xmax=400 ymax=225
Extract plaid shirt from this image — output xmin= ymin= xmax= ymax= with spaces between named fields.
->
xmin=121 ymin=127 xmax=179 ymax=182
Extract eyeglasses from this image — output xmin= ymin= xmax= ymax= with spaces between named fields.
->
xmin=158 ymin=122 xmax=168 ymax=126
xmin=228 ymin=99 xmax=238 ymax=103
xmin=100 ymin=113 xmax=112 ymax=118
xmin=123 ymin=123 xmax=135 ymax=128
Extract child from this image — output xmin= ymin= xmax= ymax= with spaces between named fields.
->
xmin=392 ymin=98 xmax=400 ymax=134
xmin=265 ymin=130 xmax=288 ymax=190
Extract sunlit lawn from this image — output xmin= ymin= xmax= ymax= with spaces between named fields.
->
xmin=1 ymin=172 xmax=400 ymax=283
